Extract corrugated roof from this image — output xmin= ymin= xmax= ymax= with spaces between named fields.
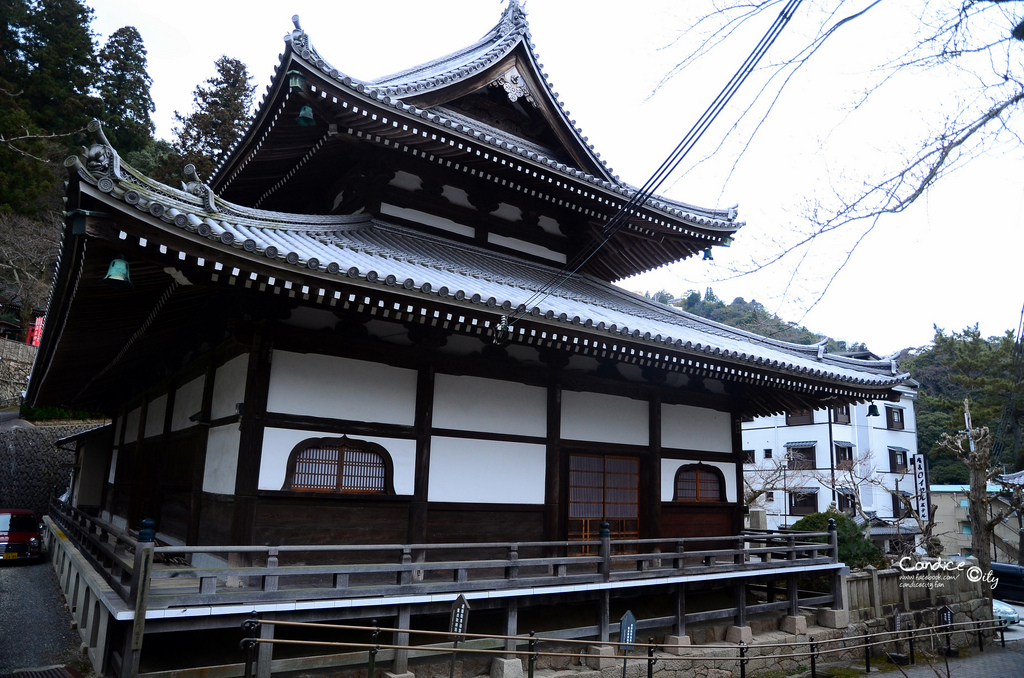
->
xmin=784 ymin=441 xmax=818 ymax=448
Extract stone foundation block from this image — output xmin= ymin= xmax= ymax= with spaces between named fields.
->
xmin=490 ymin=657 xmax=523 ymax=678
xmin=818 ymin=608 xmax=850 ymax=629
xmin=585 ymin=645 xmax=615 ymax=670
xmin=384 ymin=672 xmax=414 ymax=678
xmin=662 ymin=634 xmax=692 ymax=655
xmin=725 ymin=625 xmax=753 ymax=644
xmin=781 ymin=615 xmax=807 ymax=635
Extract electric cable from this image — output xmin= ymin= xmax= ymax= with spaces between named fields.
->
xmin=499 ymin=0 xmax=806 ymax=337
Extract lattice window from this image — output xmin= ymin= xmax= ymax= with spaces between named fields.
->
xmin=284 ymin=436 xmax=394 ymax=494
xmin=568 ymin=454 xmax=639 ymax=554
xmin=673 ymin=464 xmax=725 ymax=502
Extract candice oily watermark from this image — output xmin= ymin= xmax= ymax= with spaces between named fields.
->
xmin=896 ymin=556 xmax=999 ymax=589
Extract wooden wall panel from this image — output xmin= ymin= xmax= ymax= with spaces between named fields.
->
xmin=659 ymin=503 xmax=737 ymax=539
xmin=252 ymin=498 xmax=411 ymax=548
xmin=425 ymin=505 xmax=545 ymax=544
xmin=198 ymin=494 xmax=234 ymax=546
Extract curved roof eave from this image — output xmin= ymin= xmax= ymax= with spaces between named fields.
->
xmin=67 ymin=130 xmax=908 ymax=397
xmin=210 ymin=7 xmax=743 ymax=237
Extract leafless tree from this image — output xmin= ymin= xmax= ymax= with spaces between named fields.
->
xmin=936 ymin=399 xmax=1024 ymax=570
xmin=0 ymin=211 xmax=62 ymax=331
xmin=811 ymin=447 xmax=944 ymax=555
xmin=743 ymin=456 xmax=812 ymax=522
xmin=660 ymin=0 xmax=1024 ymax=315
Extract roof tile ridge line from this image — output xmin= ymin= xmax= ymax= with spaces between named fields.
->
xmin=103 ymin=153 xmax=371 ymax=229
xmin=368 ymin=3 xmax=526 ymax=86
xmin=211 ymin=14 xmax=370 ymax=189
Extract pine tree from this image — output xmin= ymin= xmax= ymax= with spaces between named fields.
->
xmin=96 ymin=26 xmax=155 ymax=154
xmin=21 ymin=0 xmax=99 ymax=134
xmin=171 ymin=56 xmax=254 ymax=181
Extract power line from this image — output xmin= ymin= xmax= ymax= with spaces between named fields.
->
xmin=500 ymin=0 xmax=806 ymax=337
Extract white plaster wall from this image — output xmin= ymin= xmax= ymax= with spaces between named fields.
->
xmin=171 ymin=375 xmax=205 ymax=432
xmin=661 ymin=459 xmax=738 ymax=503
xmin=258 ymin=427 xmax=416 ymax=495
xmin=433 ymin=374 xmax=546 ymax=437
xmin=560 ymin=391 xmax=648 ymax=445
xmin=203 ymin=424 xmax=241 ymax=495
xmin=123 ymin=407 xmax=141 ymax=444
xmin=144 ymin=394 xmax=167 ymax=438
xmin=266 ymin=351 xmax=417 ymax=425
xmin=211 ymin=354 xmax=248 ymax=420
xmin=428 ymin=436 xmax=545 ymax=503
xmin=661 ymin=403 xmax=732 ymax=453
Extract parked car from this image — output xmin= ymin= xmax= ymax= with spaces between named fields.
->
xmin=993 ymin=599 xmax=1020 ymax=626
xmin=0 ymin=509 xmax=42 ymax=561
xmin=991 ymin=562 xmax=1024 ymax=603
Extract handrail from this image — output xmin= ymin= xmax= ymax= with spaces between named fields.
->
xmin=47 ymin=499 xmax=841 ymax=612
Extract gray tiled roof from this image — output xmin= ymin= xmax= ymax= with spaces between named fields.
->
xmin=219 ymin=6 xmax=739 ymax=232
xmin=67 ymin=140 xmax=910 ymax=392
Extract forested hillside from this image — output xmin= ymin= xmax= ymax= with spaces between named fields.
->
xmin=658 ymin=289 xmax=1024 ymax=482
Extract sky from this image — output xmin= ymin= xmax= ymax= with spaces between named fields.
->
xmin=83 ymin=0 xmax=1024 ymax=357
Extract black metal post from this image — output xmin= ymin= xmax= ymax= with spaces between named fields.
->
xmin=647 ymin=638 xmax=654 ymax=678
xmin=739 ymin=641 xmax=747 ymax=678
xmin=528 ymin=631 xmax=536 ymax=678
xmin=810 ymin=637 xmax=817 ymax=678
xmin=1001 ymin=624 xmax=1006 ymax=647
xmin=908 ymin=622 xmax=915 ymax=664
xmin=240 ymin=618 xmax=259 ymax=678
xmin=864 ymin=638 xmax=871 ymax=673
xmin=978 ymin=621 xmax=984 ymax=652
xmin=368 ymin=619 xmax=379 ymax=678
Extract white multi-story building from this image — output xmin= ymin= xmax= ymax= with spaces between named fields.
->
xmin=742 ymin=379 xmax=921 ymax=546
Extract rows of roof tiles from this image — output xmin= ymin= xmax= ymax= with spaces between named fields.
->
xmin=73 ymin=154 xmax=905 ymax=389
xmin=212 ymin=9 xmax=740 ymax=232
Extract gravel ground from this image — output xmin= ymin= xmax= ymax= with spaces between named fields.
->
xmin=0 ymin=556 xmax=87 ymax=673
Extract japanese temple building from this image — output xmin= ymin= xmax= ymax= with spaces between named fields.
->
xmin=29 ymin=4 xmax=910 ymax=677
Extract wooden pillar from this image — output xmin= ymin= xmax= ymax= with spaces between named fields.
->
xmin=648 ymin=395 xmax=662 ymax=540
xmin=256 ymin=613 xmax=275 ymax=678
xmin=543 ymin=381 xmax=562 ymax=542
xmin=504 ymin=598 xmax=519 ymax=656
xmin=186 ymin=358 xmax=217 ymax=547
xmin=674 ymin=584 xmax=686 ymax=635
xmin=231 ymin=328 xmax=273 ymax=548
xmin=730 ymin=411 xmax=745 ymax=533
xmin=787 ymin=575 xmax=799 ymax=617
xmin=734 ymin=580 xmax=747 ymax=628
xmin=598 ymin=590 xmax=610 ymax=642
xmin=408 ymin=364 xmax=434 ymax=545
xmin=393 ymin=604 xmax=412 ymax=674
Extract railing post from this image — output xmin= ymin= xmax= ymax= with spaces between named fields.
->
xmin=827 ymin=519 xmax=838 ymax=562
xmin=122 ymin=518 xmax=155 ymax=678
xmin=647 ymin=638 xmax=655 ymax=678
xmin=809 ymin=636 xmax=817 ymax=678
xmin=505 ymin=544 xmax=519 ymax=580
xmin=787 ymin=535 xmax=797 ymax=561
xmin=738 ymin=640 xmax=747 ymax=678
xmin=399 ymin=547 xmax=413 ymax=585
xmin=262 ymin=548 xmax=279 ymax=592
xmin=599 ymin=522 xmax=611 ymax=581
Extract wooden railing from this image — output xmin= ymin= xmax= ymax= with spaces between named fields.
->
xmin=48 ymin=499 xmax=839 ymax=612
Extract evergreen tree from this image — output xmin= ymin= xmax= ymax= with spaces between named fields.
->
xmin=171 ymin=55 xmax=254 ymax=180
xmin=21 ymin=0 xmax=99 ymax=134
xmin=96 ymin=26 xmax=154 ymax=154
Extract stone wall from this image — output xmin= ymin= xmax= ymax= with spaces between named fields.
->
xmin=0 ymin=339 xmax=35 ymax=407
xmin=0 ymin=419 xmax=100 ymax=517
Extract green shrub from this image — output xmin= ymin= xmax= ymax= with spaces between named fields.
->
xmin=20 ymin=404 xmax=99 ymax=421
xmin=790 ymin=509 xmax=887 ymax=569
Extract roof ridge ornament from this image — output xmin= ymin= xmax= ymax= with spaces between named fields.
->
xmin=489 ymin=66 xmax=534 ymax=105
xmin=80 ymin=120 xmax=124 ymax=189
xmin=182 ymin=164 xmax=219 ymax=213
